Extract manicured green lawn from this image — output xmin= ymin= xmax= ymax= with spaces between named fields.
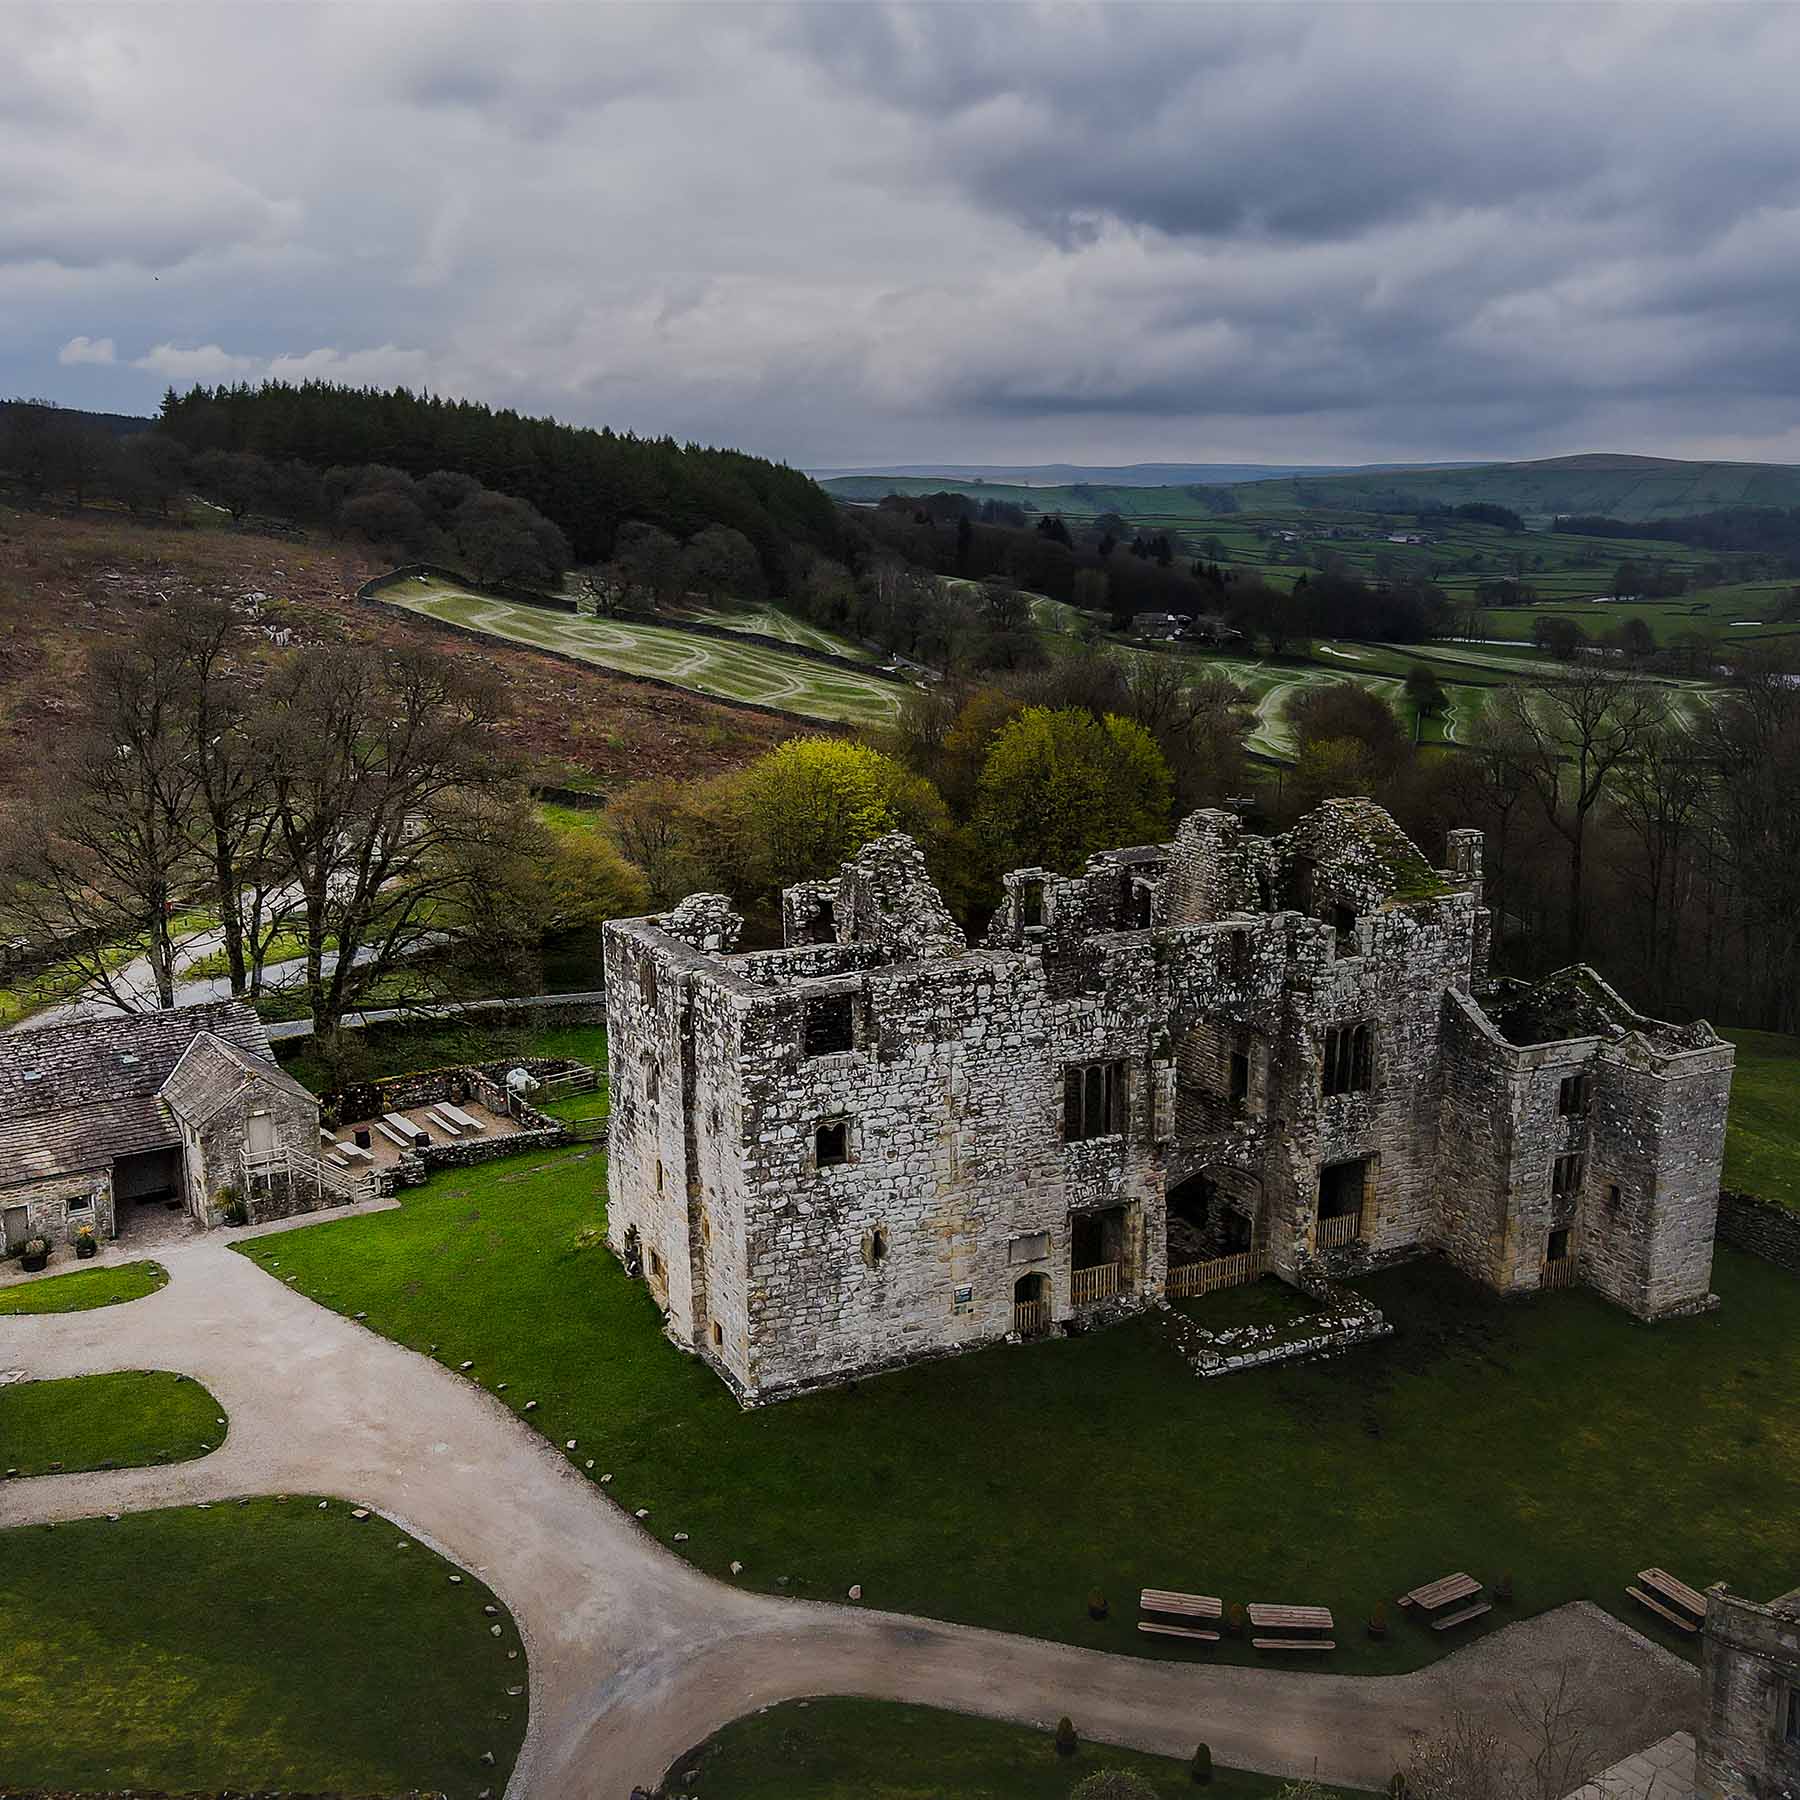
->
xmin=0 ymin=1500 xmax=524 ymax=1797
xmin=248 ymin=1146 xmax=1800 ymax=1675
xmin=0 ymin=1371 xmax=225 ymax=1476
xmin=1720 ymin=1028 xmax=1800 ymax=1209
xmin=0 ymin=1259 xmax=168 ymax=1314
xmin=678 ymin=1698 xmax=1306 ymax=1800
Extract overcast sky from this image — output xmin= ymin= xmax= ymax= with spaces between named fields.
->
xmin=10 ymin=3 xmax=1800 ymax=469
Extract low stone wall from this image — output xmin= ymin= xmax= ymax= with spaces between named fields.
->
xmin=324 ymin=1049 xmax=600 ymax=1125
xmin=1161 ymin=1265 xmax=1392 ymax=1379
xmin=1717 ymin=1188 xmax=1800 ymax=1276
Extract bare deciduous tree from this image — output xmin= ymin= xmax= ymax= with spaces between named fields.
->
xmin=1491 ymin=672 xmax=1666 ymax=957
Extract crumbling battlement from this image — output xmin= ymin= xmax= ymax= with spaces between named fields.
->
xmin=604 ymin=798 xmax=1734 ymax=1405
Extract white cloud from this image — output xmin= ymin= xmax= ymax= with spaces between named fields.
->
xmin=57 ymin=334 xmax=114 ymax=365
xmin=132 ymin=343 xmax=259 ymax=382
xmin=264 ymin=345 xmax=432 ymax=388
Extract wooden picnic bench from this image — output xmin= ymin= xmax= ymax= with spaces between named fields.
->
xmin=1628 ymin=1568 xmax=1707 ymax=1635
xmin=1398 ymin=1572 xmax=1492 ymax=1632
xmin=424 ymin=1107 xmax=463 ymax=1137
xmin=338 ymin=1142 xmax=376 ymax=1164
xmin=372 ymin=1118 xmax=412 ymax=1149
xmin=1248 ymin=1602 xmax=1334 ymax=1651
xmin=1137 ymin=1589 xmax=1222 ymax=1642
xmin=440 ymin=1101 xmax=486 ymax=1132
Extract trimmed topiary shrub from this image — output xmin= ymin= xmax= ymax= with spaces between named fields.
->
xmin=1055 ymin=1716 xmax=1079 ymax=1757
xmin=1192 ymin=1742 xmax=1214 ymax=1785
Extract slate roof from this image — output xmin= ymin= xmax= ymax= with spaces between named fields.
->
xmin=0 ymin=1001 xmax=298 ymax=1190
xmin=160 ymin=1031 xmax=315 ymax=1127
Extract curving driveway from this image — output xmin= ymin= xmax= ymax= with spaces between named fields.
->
xmin=0 ymin=1236 xmax=1696 ymax=1798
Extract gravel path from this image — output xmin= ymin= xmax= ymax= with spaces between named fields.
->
xmin=0 ymin=1237 xmax=1696 ymax=1798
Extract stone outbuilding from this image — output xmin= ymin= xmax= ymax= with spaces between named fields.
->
xmin=0 ymin=1000 xmax=324 ymax=1253
xmin=603 ymin=800 xmax=1735 ymax=1406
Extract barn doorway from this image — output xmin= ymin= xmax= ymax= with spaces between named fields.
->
xmin=1012 ymin=1270 xmax=1050 ymax=1338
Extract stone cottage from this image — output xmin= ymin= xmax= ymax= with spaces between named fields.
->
xmin=603 ymin=799 xmax=1735 ymax=1406
xmin=0 ymin=1000 xmax=321 ymax=1253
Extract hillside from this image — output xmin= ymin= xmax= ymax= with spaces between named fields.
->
xmin=0 ymin=506 xmax=793 ymax=817
xmin=823 ymin=454 xmax=1800 ymax=527
xmin=811 ymin=460 xmax=1467 ymax=485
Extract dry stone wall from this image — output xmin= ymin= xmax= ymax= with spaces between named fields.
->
xmin=1697 ymin=1586 xmax=1800 ymax=1800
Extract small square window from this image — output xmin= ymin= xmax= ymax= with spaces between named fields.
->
xmin=803 ymin=994 xmax=855 ymax=1057
xmin=1551 ymin=1153 xmax=1584 ymax=1200
xmin=68 ymin=1193 xmax=92 ymax=1212
xmin=815 ymin=1118 xmax=850 ymax=1168
xmin=1064 ymin=1060 xmax=1125 ymax=1141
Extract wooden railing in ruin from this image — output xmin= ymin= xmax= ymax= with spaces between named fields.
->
xmin=1166 ymin=1248 xmax=1267 ymax=1299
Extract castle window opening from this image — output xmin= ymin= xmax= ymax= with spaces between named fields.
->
xmin=1318 ymin=1158 xmax=1367 ymax=1222
xmin=1019 ymin=880 xmax=1045 ymax=930
xmin=816 ymin=895 xmax=836 ymax=939
xmin=1557 ymin=1072 xmax=1589 ymax=1117
xmin=803 ymin=994 xmax=856 ymax=1057
xmin=1551 ymin=1152 xmax=1584 ymax=1200
xmin=649 ymin=1247 xmax=666 ymax=1282
xmin=643 ymin=1058 xmax=659 ymax=1102
xmin=815 ymin=1118 xmax=850 ymax=1169
xmin=862 ymin=1225 xmax=889 ymax=1267
xmin=1323 ymin=1022 xmax=1373 ymax=1096
xmin=1229 ymin=1028 xmax=1251 ymax=1107
xmin=711 ymin=1320 xmax=724 ymax=1347
xmin=1333 ymin=903 xmax=1358 ymax=949
xmin=1547 ymin=1226 xmax=1572 ymax=1263
xmin=638 ymin=961 xmax=658 ymax=1007
xmin=1064 ymin=1060 xmax=1126 ymax=1141
xmin=1784 ymin=1685 xmax=1799 ymax=1746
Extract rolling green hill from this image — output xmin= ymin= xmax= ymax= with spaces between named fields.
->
xmin=824 ymin=454 xmax=1800 ymax=530
xmin=1234 ymin=454 xmax=1800 ymax=525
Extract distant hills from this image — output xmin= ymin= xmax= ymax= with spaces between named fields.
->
xmin=809 ymin=460 xmax=1477 ymax=487
xmin=820 ymin=453 xmax=1800 ymax=526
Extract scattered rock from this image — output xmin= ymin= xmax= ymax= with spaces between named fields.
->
xmin=350 ymin=1508 xmax=369 ymax=1521
xmin=585 ymin=1459 xmax=594 ymax=1470
xmin=673 ymin=1531 xmax=689 ymax=1543
xmin=107 ymin=1513 xmax=120 ymax=1522
xmin=565 ymin=1439 xmax=577 ymax=1450
xmin=524 ymin=1400 xmax=538 ymax=1411
xmin=848 ymin=1584 xmax=862 ymax=1601
xmin=634 ymin=1508 xmax=650 ymax=1520
xmin=460 ymin=1361 xmax=474 ymax=1371
xmin=730 ymin=1560 xmax=743 ymax=1576
xmin=449 ymin=1574 xmax=464 ymax=1585
xmin=600 ymin=1472 xmax=613 ymax=1484
xmin=480 ymin=1750 xmax=496 ymax=1766
xmin=484 ymin=1603 xmax=499 ymax=1616
xmin=496 ymin=1382 xmax=508 ymax=1391
xmin=396 ymin=1539 xmax=410 ymax=1549
xmin=318 ymin=1500 xmax=328 ymax=1510
xmin=490 ymin=1624 xmax=503 ymax=1638
xmin=508 ymin=1649 xmax=519 ymax=1660
xmin=354 ymin=1311 xmax=366 ymax=1320
xmin=506 ymin=1685 xmax=524 ymax=1698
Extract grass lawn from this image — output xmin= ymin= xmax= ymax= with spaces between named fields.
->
xmin=276 ymin=1015 xmax=607 ymax=1096
xmin=0 ymin=1370 xmax=224 ymax=1476
xmin=249 ymin=1145 xmax=1800 ymax=1676
xmin=677 ymin=1698 xmax=1307 ymax=1800
xmin=1720 ymin=1028 xmax=1800 ymax=1209
xmin=0 ymin=1499 xmax=524 ymax=1797
xmin=0 ymin=1259 xmax=169 ymax=1314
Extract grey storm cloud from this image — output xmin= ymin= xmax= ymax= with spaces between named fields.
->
xmin=9 ymin=2 xmax=1800 ymax=467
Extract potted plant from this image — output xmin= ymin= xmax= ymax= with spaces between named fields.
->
xmin=1087 ymin=1588 xmax=1109 ymax=1621
xmin=74 ymin=1225 xmax=98 ymax=1260
xmin=21 ymin=1235 xmax=50 ymax=1273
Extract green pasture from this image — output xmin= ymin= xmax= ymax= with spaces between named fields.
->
xmin=386 ymin=578 xmax=907 ymax=727
xmin=680 ymin=1699 xmax=1300 ymax=1800
xmin=681 ymin=603 xmax=884 ymax=663
xmin=0 ymin=1370 xmax=224 ymax=1477
xmin=0 ymin=1500 xmax=525 ymax=1796
xmin=1719 ymin=1028 xmax=1800 ymax=1210
xmin=250 ymin=1143 xmax=1800 ymax=1680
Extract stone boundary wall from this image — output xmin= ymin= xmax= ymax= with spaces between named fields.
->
xmin=1717 ymin=1188 xmax=1800 ymax=1275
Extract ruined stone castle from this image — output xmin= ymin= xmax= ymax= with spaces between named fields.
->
xmin=603 ymin=798 xmax=1734 ymax=1406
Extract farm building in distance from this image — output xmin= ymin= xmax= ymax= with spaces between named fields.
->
xmin=603 ymin=800 xmax=1735 ymax=1406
